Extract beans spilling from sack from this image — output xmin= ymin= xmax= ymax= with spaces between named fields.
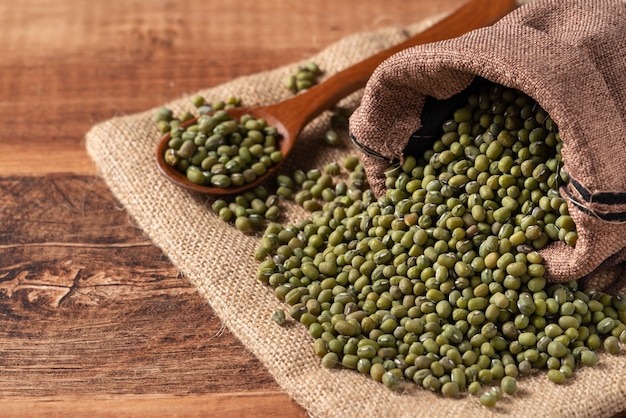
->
xmin=255 ymin=80 xmax=625 ymax=407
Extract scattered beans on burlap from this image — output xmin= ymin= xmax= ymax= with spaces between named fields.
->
xmin=85 ymin=1 xmax=626 ymax=416
xmin=255 ymin=80 xmax=625 ymax=408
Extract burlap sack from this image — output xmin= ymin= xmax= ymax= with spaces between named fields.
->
xmin=349 ymin=0 xmax=626 ymax=290
xmin=86 ymin=4 xmax=626 ymax=418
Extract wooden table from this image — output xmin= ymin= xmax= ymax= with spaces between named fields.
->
xmin=0 ymin=0 xmax=477 ymax=416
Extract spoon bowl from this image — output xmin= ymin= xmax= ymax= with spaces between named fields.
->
xmin=156 ymin=106 xmax=295 ymax=195
xmin=156 ymin=0 xmax=517 ymax=195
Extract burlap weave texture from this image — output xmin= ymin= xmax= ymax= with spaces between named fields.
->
xmin=86 ymin=3 xmax=626 ymax=418
xmin=349 ymin=0 xmax=626 ymax=288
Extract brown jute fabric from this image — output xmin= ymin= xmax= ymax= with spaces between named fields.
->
xmin=349 ymin=0 xmax=626 ymax=289
xmin=86 ymin=4 xmax=626 ymax=418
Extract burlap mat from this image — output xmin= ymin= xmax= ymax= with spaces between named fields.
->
xmin=85 ymin=5 xmax=626 ymax=418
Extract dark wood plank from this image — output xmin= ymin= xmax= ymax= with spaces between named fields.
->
xmin=0 ymin=175 xmax=278 ymax=396
xmin=0 ymin=393 xmax=308 ymax=418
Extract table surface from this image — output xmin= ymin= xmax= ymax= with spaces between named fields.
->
xmin=0 ymin=0 xmax=493 ymax=416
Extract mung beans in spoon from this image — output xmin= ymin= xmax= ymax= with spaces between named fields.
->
xmin=155 ymin=0 xmax=517 ymax=195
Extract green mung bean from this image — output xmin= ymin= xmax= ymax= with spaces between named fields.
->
xmin=547 ymin=369 xmax=566 ymax=384
xmin=479 ymin=391 xmax=497 ymax=407
xmin=272 ymin=309 xmax=286 ymax=325
xmin=580 ymin=350 xmax=598 ymax=366
xmin=604 ymin=336 xmax=620 ymax=354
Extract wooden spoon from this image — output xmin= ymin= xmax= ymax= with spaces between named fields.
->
xmin=156 ymin=0 xmax=517 ymax=195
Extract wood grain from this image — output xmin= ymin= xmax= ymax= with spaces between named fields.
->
xmin=0 ymin=176 xmax=276 ymax=393
xmin=0 ymin=0 xmax=461 ymax=176
xmin=0 ymin=393 xmax=308 ymax=418
xmin=0 ymin=0 xmax=467 ymax=416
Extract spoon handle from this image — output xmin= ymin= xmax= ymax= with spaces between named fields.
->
xmin=267 ymin=0 xmax=517 ymax=137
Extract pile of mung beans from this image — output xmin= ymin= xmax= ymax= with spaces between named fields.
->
xmin=211 ymin=185 xmax=282 ymax=234
xmin=158 ymin=96 xmax=283 ymax=188
xmin=155 ymin=90 xmax=351 ymax=231
xmin=284 ymin=61 xmax=323 ymax=93
xmin=283 ymin=61 xmax=347 ymax=146
xmin=204 ymin=105 xmax=352 ymax=233
xmin=254 ymin=81 xmax=626 ymax=407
